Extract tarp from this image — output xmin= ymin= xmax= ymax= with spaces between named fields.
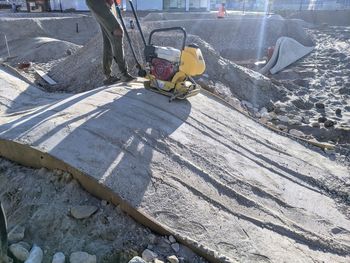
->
xmin=259 ymin=36 xmax=314 ymax=75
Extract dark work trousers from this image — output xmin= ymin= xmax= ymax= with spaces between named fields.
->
xmin=86 ymin=0 xmax=128 ymax=76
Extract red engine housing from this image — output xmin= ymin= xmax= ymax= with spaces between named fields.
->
xmin=150 ymin=58 xmax=176 ymax=81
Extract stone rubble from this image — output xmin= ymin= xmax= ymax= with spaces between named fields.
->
xmin=70 ymin=205 xmax=98 ymax=220
xmin=51 ymin=252 xmax=65 ymax=263
xmin=70 ymin=251 xmax=97 ymax=263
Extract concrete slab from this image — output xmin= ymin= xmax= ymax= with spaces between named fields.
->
xmin=0 ymin=66 xmax=350 ymax=262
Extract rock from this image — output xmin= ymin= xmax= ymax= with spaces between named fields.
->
xmin=128 ymin=256 xmax=146 ymax=263
xmin=311 ymin=122 xmax=320 ymax=128
xmin=147 ymin=234 xmax=157 ymax=244
xmin=167 ymin=255 xmax=179 ymax=263
xmin=70 ymin=205 xmax=98 ymax=219
xmin=315 ymin=102 xmax=325 ymax=109
xmin=66 ymin=49 xmax=72 ymax=56
xmin=259 ymin=107 xmax=268 ymax=115
xmin=324 ymin=120 xmax=335 ymax=128
xmin=268 ymin=112 xmax=277 ymax=120
xmin=277 ymin=124 xmax=288 ymax=132
xmin=318 ymin=116 xmax=327 ymax=123
xmin=260 ymin=117 xmax=268 ymax=124
xmin=291 ymin=98 xmax=313 ymax=110
xmin=9 ymin=243 xmax=30 ymax=262
xmin=324 ymin=148 xmax=336 ymax=155
xmin=141 ymin=249 xmax=157 ymax=262
xmin=288 ymin=119 xmax=302 ymax=125
xmin=70 ymin=252 xmax=96 ymax=263
xmin=171 ymin=243 xmax=180 ymax=253
xmin=17 ymin=242 xmax=31 ymax=251
xmin=101 ymin=200 xmax=107 ymax=206
xmin=154 ymin=260 xmax=164 ymax=263
xmin=335 ymin=108 xmax=342 ymax=115
xmin=52 ymin=252 xmax=65 ymax=263
xmin=274 ymin=107 xmax=285 ymax=114
xmin=147 ymin=244 xmax=153 ymax=250
xmin=241 ymin=100 xmax=254 ymax=111
xmin=8 ymin=226 xmax=25 ymax=243
xmin=265 ymin=102 xmax=275 ymax=112
xmin=169 ymin=235 xmax=176 ymax=244
xmin=302 ymin=116 xmax=310 ymax=124
xmin=253 ymin=111 xmax=261 ymax=118
xmin=277 ymin=115 xmax=289 ymax=123
xmin=289 ymin=129 xmax=304 ymax=137
xmin=24 ymin=245 xmax=43 ymax=263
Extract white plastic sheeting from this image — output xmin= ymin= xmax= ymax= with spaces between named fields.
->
xmin=259 ymin=37 xmax=314 ymax=75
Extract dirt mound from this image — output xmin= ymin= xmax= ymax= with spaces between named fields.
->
xmin=49 ymin=30 xmax=286 ymax=107
xmin=0 ymin=15 xmax=99 ymax=46
xmin=286 ymin=10 xmax=350 ymax=26
xmin=2 ymin=37 xmax=81 ymax=64
xmin=142 ymin=12 xmax=273 ymax=22
xmin=144 ymin=16 xmax=314 ymax=61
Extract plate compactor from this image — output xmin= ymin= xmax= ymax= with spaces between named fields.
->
xmin=116 ymin=0 xmax=206 ymax=101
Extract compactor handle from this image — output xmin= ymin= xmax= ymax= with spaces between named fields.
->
xmin=148 ymin=27 xmax=187 ymax=50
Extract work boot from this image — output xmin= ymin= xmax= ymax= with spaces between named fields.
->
xmin=103 ymin=75 xmax=120 ymax=85
xmin=120 ymin=72 xmax=136 ymax=82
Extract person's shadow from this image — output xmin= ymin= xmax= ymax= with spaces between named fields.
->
xmin=29 ymin=87 xmax=192 ymax=206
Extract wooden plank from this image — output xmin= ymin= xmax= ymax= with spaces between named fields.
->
xmin=34 ymin=69 xmax=57 ymax=85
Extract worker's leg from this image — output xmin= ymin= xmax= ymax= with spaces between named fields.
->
xmin=100 ymin=25 xmax=113 ymax=77
xmin=86 ymin=0 xmax=128 ymax=75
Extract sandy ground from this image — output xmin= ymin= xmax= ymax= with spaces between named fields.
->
xmin=0 ymin=158 xmax=207 ymax=263
xmin=0 ymin=10 xmax=349 ymax=263
xmin=1 ymin=67 xmax=350 ymax=263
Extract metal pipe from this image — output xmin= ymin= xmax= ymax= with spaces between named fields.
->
xmin=115 ymin=4 xmax=142 ymax=69
xmin=128 ymin=0 xmax=146 ymax=47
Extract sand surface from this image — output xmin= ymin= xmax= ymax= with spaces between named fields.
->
xmin=0 ymin=11 xmax=349 ymax=263
xmin=1 ymin=67 xmax=350 ymax=262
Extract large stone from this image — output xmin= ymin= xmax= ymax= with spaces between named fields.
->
xmin=70 ymin=206 xmax=98 ymax=219
xmin=8 ymin=226 xmax=25 ymax=243
xmin=9 ymin=243 xmax=29 ymax=262
xmin=141 ymin=249 xmax=157 ymax=262
xmin=70 ymin=252 xmax=96 ymax=263
xmin=128 ymin=256 xmax=146 ymax=263
xmin=168 ymin=235 xmax=176 ymax=244
xmin=52 ymin=252 xmax=65 ymax=263
xmin=324 ymin=120 xmax=335 ymax=128
xmin=277 ymin=115 xmax=289 ymax=123
xmin=171 ymin=243 xmax=180 ymax=253
xmin=24 ymin=245 xmax=43 ymax=263
xmin=167 ymin=255 xmax=179 ymax=263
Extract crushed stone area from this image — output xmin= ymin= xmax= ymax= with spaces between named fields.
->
xmin=0 ymin=158 xmax=207 ymax=263
xmin=259 ymin=26 xmax=350 ymax=149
